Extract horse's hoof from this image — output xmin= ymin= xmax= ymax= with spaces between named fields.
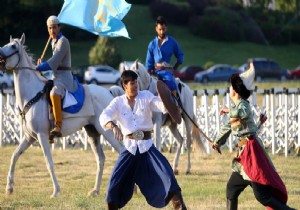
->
xmin=185 ymin=171 xmax=191 ymax=175
xmin=50 ymin=186 xmax=60 ymax=198
xmin=50 ymin=191 xmax=60 ymax=198
xmin=6 ymin=188 xmax=13 ymax=195
xmin=88 ymin=190 xmax=100 ymax=197
xmin=174 ymin=169 xmax=179 ymax=175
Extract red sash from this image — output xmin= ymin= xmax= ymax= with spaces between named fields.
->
xmin=238 ymin=138 xmax=288 ymax=210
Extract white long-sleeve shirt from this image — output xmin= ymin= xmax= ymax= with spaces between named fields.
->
xmin=100 ymin=90 xmax=167 ymax=155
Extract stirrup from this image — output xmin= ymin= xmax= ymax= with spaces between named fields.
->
xmin=49 ymin=128 xmax=62 ymax=142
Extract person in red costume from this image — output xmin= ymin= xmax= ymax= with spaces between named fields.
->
xmin=212 ymin=62 xmax=295 ymax=210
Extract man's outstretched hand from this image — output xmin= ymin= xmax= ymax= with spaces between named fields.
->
xmin=211 ymin=143 xmax=222 ymax=154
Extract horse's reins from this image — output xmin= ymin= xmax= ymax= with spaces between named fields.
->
xmin=0 ymin=41 xmax=36 ymax=72
xmin=1 ymin=41 xmax=51 ymax=119
xmin=176 ymin=98 xmax=211 ymax=142
xmin=18 ymin=80 xmax=53 ymax=119
xmin=0 ymin=49 xmax=20 ymax=71
xmin=175 ymin=97 xmax=221 ymax=154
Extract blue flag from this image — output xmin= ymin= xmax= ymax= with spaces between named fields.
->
xmin=58 ymin=0 xmax=131 ymax=39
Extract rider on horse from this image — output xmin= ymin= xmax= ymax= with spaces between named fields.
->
xmin=145 ymin=16 xmax=184 ymax=100
xmin=36 ymin=15 xmax=78 ymax=142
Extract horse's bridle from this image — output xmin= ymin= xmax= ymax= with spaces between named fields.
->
xmin=0 ymin=41 xmax=21 ymax=71
xmin=0 ymin=40 xmax=51 ymax=120
xmin=0 ymin=40 xmax=35 ymax=71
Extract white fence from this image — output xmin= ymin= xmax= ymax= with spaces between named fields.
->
xmin=1 ymin=87 xmax=299 ymax=156
xmin=192 ymin=87 xmax=300 ymax=156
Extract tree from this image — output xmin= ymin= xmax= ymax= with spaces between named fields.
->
xmin=89 ymin=37 xmax=122 ymax=68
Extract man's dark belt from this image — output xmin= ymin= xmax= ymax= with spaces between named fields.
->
xmin=127 ymin=131 xmax=152 ymax=140
xmin=57 ymin=66 xmax=71 ymax=70
xmin=236 ymin=135 xmax=255 ymax=147
xmin=234 ymin=135 xmax=255 ymax=159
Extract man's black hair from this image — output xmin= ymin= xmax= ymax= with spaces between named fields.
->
xmin=120 ymin=70 xmax=138 ymax=90
xmin=230 ymin=74 xmax=251 ymax=99
xmin=156 ymin=16 xmax=167 ymax=26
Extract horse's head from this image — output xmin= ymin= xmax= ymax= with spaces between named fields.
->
xmin=129 ymin=60 xmax=151 ymax=91
xmin=0 ymin=33 xmax=26 ymax=71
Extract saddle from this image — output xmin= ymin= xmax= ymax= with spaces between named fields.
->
xmin=156 ymin=80 xmax=182 ymax=124
xmin=45 ymin=80 xmax=94 ymax=120
xmin=155 ymin=62 xmax=173 ymax=70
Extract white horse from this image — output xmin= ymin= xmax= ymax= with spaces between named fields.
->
xmin=124 ymin=61 xmax=204 ymax=175
xmin=0 ymin=34 xmax=123 ymax=198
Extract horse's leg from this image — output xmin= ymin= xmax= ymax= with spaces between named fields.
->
xmin=37 ymin=133 xmax=60 ymax=198
xmin=6 ymin=137 xmax=32 ymax=195
xmin=168 ymin=123 xmax=185 ymax=175
xmin=85 ymin=125 xmax=105 ymax=196
xmin=184 ymin=118 xmax=192 ymax=175
xmin=102 ymin=130 xmax=123 ymax=153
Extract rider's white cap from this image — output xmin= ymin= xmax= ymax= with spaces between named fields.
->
xmin=240 ymin=62 xmax=255 ymax=91
xmin=47 ymin=15 xmax=59 ymax=26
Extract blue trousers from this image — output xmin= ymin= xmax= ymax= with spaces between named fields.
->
xmin=106 ymin=145 xmax=181 ymax=208
xmin=155 ymin=70 xmax=178 ymax=93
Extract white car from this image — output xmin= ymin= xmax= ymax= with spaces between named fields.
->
xmin=0 ymin=71 xmax=14 ymax=89
xmin=84 ymin=65 xmax=121 ymax=85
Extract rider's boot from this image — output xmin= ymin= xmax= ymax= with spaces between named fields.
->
xmin=49 ymin=94 xmax=62 ymax=143
xmin=171 ymin=190 xmax=187 ymax=210
xmin=172 ymin=90 xmax=182 ymax=111
xmin=172 ymin=90 xmax=179 ymax=100
xmin=227 ymin=198 xmax=238 ymax=210
xmin=266 ymin=197 xmax=296 ymax=210
xmin=107 ymin=202 xmax=119 ymax=210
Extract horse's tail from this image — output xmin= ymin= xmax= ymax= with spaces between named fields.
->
xmin=191 ymin=114 xmax=208 ymax=155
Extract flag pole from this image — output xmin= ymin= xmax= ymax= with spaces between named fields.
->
xmin=40 ymin=36 xmax=51 ymax=60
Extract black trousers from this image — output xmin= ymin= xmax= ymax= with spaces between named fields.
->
xmin=226 ymin=172 xmax=292 ymax=209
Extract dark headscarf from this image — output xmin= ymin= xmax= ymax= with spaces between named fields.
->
xmin=230 ymin=73 xmax=251 ymax=99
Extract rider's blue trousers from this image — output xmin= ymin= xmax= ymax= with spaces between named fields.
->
xmin=155 ymin=70 xmax=178 ymax=93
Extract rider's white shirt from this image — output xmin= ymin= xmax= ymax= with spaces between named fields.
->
xmin=100 ymin=90 xmax=166 ymax=155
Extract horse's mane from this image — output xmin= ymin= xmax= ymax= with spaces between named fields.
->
xmin=130 ymin=60 xmax=152 ymax=91
xmin=19 ymin=42 xmax=35 ymax=65
xmin=14 ymin=38 xmax=47 ymax=82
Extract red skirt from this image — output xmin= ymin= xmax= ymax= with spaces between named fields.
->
xmin=238 ymin=138 xmax=288 ymax=210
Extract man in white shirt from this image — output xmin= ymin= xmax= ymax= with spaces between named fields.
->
xmin=100 ymin=70 xmax=186 ymax=210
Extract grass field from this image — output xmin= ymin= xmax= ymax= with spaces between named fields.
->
xmin=0 ymin=145 xmax=299 ymax=210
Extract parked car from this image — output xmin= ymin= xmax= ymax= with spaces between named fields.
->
xmin=0 ymin=71 xmax=14 ymax=89
xmin=84 ymin=65 xmax=121 ymax=85
xmin=73 ymin=65 xmax=88 ymax=83
xmin=41 ymin=66 xmax=87 ymax=83
xmin=238 ymin=63 xmax=248 ymax=72
xmin=289 ymin=65 xmax=300 ymax=80
xmin=174 ymin=65 xmax=204 ymax=81
xmin=240 ymin=58 xmax=289 ymax=81
xmin=194 ymin=64 xmax=241 ymax=83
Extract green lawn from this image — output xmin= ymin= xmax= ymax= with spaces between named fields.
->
xmin=2 ymin=5 xmax=300 ymax=70
xmin=0 ymin=146 xmax=299 ymax=210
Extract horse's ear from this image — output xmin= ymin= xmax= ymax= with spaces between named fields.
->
xmin=10 ymin=35 xmax=13 ymax=42
xmin=20 ymin=33 xmax=25 ymax=45
xmin=135 ymin=59 xmax=138 ymax=70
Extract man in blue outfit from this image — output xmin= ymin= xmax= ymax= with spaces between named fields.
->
xmin=145 ymin=16 xmax=184 ymax=99
xmin=100 ymin=70 xmax=187 ymax=210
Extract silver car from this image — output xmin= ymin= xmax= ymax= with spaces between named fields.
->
xmin=84 ymin=65 xmax=121 ymax=85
